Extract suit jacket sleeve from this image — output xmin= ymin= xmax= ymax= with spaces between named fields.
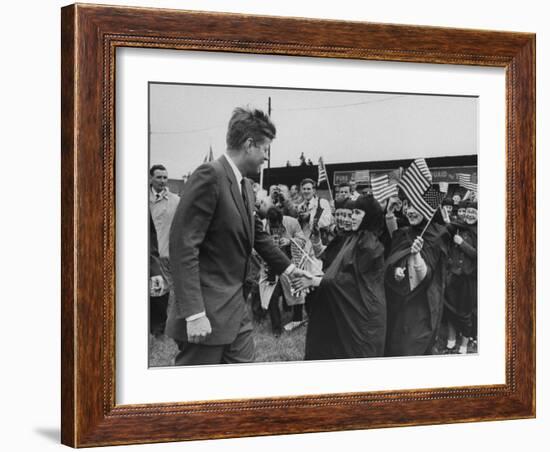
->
xmin=169 ymin=164 xmax=219 ymax=319
xmin=253 ymin=215 xmax=291 ymax=275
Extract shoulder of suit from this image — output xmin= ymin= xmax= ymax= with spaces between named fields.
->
xmin=182 ymin=163 xmax=221 ymax=196
xmin=190 ymin=161 xmax=220 ymax=179
xmin=211 ymin=158 xmax=232 ymax=180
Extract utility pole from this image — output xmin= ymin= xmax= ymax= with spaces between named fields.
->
xmin=267 ymin=96 xmax=272 ymax=170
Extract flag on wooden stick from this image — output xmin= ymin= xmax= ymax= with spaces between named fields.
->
xmin=415 ymin=158 xmax=432 ymax=182
xmin=317 ymin=157 xmax=334 ymax=203
xmin=398 ymin=158 xmax=433 ymax=219
xmin=457 ymin=173 xmax=477 ymax=193
xmin=422 ymin=187 xmax=446 ymax=213
xmin=317 ymin=157 xmax=328 ymax=185
xmin=418 ymin=187 xmax=447 ymax=237
xmin=371 ymin=174 xmax=398 ymax=204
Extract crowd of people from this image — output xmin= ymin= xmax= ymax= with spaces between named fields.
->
xmin=149 ymin=106 xmax=478 ymax=365
xmin=245 ymin=175 xmax=478 ymax=359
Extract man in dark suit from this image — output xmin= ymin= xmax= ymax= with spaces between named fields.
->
xmin=165 ymin=107 xmax=309 ymax=365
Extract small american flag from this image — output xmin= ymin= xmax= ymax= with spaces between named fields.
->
xmin=318 ymin=157 xmax=328 ymax=185
xmin=457 ymin=173 xmax=477 ymax=193
xmin=398 ymin=158 xmax=433 ymax=219
xmin=423 ymin=187 xmax=446 ymax=211
xmin=290 ymin=237 xmax=307 ymax=267
xmin=415 ymin=158 xmax=432 ymax=182
xmin=371 ymin=174 xmax=398 ymax=204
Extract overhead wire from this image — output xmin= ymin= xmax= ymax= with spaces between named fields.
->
xmin=149 ymin=95 xmax=406 ymax=135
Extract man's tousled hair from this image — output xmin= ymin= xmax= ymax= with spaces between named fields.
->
xmin=226 ymin=107 xmax=276 ymax=150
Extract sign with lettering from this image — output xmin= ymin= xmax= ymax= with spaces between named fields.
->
xmin=334 ymin=166 xmax=477 ymax=186
xmin=370 ymin=166 xmax=477 ymax=183
xmin=333 ymin=170 xmax=370 ymax=185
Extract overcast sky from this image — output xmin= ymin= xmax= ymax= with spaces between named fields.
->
xmin=149 ymin=83 xmax=477 ymax=178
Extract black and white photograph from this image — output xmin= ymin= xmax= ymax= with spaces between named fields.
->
xmin=147 ymin=82 xmax=479 ymax=367
xmin=3 ymin=0 xmax=544 ymax=449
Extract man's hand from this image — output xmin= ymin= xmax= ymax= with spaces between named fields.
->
xmin=288 ymin=268 xmax=314 ymax=295
xmin=292 ymin=274 xmax=321 ymax=291
xmin=289 ymin=267 xmax=313 ymax=282
xmin=149 ymin=275 xmax=166 ymax=297
xmin=410 ymin=236 xmax=424 ymax=255
xmin=454 ymin=233 xmax=464 ymax=245
xmin=186 ymin=316 xmax=212 ymax=343
xmin=395 ymin=267 xmax=406 ymax=282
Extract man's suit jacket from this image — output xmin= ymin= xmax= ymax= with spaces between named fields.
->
xmin=166 ymin=155 xmax=291 ymax=345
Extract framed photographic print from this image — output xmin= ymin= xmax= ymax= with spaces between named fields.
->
xmin=61 ymin=3 xmax=535 ymax=447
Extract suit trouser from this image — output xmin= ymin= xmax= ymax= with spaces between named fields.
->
xmin=150 ymin=293 xmax=169 ymax=334
xmin=174 ymin=325 xmax=255 ymax=365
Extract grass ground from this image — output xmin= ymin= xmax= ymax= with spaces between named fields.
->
xmin=148 ymin=302 xmax=476 ymax=366
xmin=149 ymin=299 xmax=305 ymax=366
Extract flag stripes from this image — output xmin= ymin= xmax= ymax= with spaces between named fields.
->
xmin=398 ymin=159 xmax=434 ymax=219
xmin=457 ymin=173 xmax=478 ymax=193
xmin=415 ymin=158 xmax=432 ymax=182
xmin=318 ymin=157 xmax=327 ymax=185
xmin=371 ymin=174 xmax=398 ymax=204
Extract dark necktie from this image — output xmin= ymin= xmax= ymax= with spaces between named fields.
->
xmin=240 ymin=179 xmax=249 ymax=212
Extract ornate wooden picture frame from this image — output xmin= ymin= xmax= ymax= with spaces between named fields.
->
xmin=61 ymin=3 xmax=535 ymax=447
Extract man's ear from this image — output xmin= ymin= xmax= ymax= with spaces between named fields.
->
xmin=243 ymin=137 xmax=254 ymax=153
